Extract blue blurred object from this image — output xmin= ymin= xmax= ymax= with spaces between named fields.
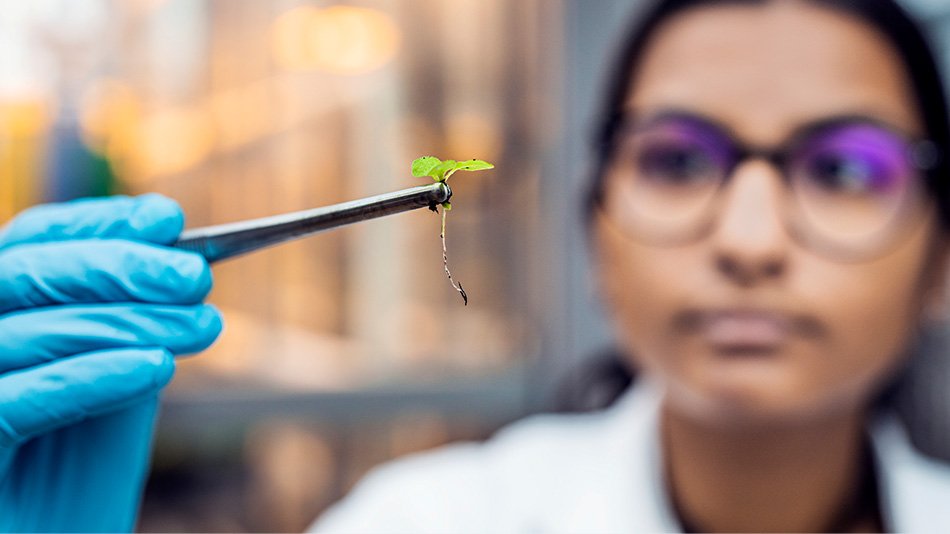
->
xmin=44 ymin=116 xmax=117 ymax=202
xmin=0 ymin=194 xmax=222 ymax=532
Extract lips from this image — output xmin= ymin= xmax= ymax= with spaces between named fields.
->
xmin=699 ymin=310 xmax=792 ymax=350
xmin=674 ymin=305 xmax=825 ymax=353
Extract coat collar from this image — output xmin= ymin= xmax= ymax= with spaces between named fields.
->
xmin=870 ymin=411 xmax=950 ymax=532
xmin=582 ymin=380 xmax=950 ymax=533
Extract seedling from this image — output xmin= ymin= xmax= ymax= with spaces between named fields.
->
xmin=411 ymin=156 xmax=495 ymax=305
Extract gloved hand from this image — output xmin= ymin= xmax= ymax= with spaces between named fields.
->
xmin=0 ymin=194 xmax=223 ymax=532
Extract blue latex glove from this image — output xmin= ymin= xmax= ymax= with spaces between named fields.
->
xmin=0 ymin=194 xmax=223 ymax=532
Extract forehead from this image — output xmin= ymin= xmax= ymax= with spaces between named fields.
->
xmin=625 ymin=1 xmax=922 ymax=143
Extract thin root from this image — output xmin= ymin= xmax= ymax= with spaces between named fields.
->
xmin=441 ymin=208 xmax=468 ymax=305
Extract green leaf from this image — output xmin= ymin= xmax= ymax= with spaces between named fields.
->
xmin=412 ymin=156 xmax=442 ymax=178
xmin=431 ymin=160 xmax=458 ymax=182
xmin=454 ymin=159 xmax=494 ymax=172
xmin=412 ymin=156 xmax=495 ymax=183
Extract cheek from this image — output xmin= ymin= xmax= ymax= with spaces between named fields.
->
xmin=798 ymin=215 xmax=943 ymax=411
xmin=593 ymin=220 xmax=698 ymax=373
xmin=799 ymin=249 xmax=925 ymax=399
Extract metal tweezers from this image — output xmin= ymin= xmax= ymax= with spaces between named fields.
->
xmin=173 ymin=182 xmax=451 ymax=263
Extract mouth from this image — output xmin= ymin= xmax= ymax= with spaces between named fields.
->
xmin=700 ymin=310 xmax=791 ymax=353
xmin=673 ymin=306 xmax=821 ymax=355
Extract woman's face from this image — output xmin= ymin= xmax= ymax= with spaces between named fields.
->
xmin=594 ymin=1 xmax=949 ymax=425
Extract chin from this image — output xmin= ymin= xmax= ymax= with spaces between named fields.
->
xmin=666 ymin=361 xmax=843 ymax=428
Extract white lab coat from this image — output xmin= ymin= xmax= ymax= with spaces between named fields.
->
xmin=309 ymin=380 xmax=950 ymax=533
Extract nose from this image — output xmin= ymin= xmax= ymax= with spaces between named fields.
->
xmin=710 ymin=160 xmax=790 ymax=286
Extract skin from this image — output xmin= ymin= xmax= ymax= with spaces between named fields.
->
xmin=592 ymin=1 xmax=949 ymax=532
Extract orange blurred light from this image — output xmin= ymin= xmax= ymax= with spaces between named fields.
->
xmin=130 ymin=106 xmax=215 ymax=181
xmin=0 ymin=99 xmax=49 ymax=138
xmin=0 ymin=98 xmax=50 ymax=219
xmin=272 ymin=5 xmax=400 ymax=75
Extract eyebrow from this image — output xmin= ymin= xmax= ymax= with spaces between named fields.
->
xmin=616 ymin=106 xmax=922 ymax=144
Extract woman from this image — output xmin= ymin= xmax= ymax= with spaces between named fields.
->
xmin=0 ymin=0 xmax=948 ymax=532
xmin=312 ymin=0 xmax=950 ymax=531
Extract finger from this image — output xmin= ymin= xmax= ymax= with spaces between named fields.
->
xmin=0 ymin=239 xmax=212 ymax=315
xmin=0 ymin=193 xmax=183 ymax=250
xmin=0 ymin=347 xmax=174 ymax=448
xmin=0 ymin=304 xmax=222 ymax=375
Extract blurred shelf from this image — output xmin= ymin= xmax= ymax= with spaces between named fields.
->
xmin=158 ymin=364 xmax=541 ymax=435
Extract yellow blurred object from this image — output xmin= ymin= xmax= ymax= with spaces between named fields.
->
xmin=80 ymin=79 xmax=219 ymax=184
xmin=129 ymin=106 xmax=215 ymax=182
xmin=272 ymin=5 xmax=400 ymax=74
xmin=79 ymin=79 xmax=143 ymax=161
xmin=0 ymin=99 xmax=49 ymax=221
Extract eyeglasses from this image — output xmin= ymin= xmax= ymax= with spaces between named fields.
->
xmin=596 ymin=111 xmax=940 ymax=261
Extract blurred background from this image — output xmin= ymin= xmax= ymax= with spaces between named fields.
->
xmin=2 ymin=0 xmax=950 ymax=531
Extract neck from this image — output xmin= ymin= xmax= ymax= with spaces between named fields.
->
xmin=661 ymin=401 xmax=879 ymax=533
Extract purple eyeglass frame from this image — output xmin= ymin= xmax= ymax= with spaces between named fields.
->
xmin=608 ymin=110 xmax=940 ymax=182
xmin=595 ymin=109 xmax=943 ymax=261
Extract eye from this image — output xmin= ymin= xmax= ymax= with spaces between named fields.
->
xmin=803 ymin=152 xmax=890 ymax=195
xmin=636 ymin=142 xmax=718 ymax=185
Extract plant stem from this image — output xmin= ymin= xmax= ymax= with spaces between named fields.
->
xmin=441 ymin=207 xmax=467 ymax=305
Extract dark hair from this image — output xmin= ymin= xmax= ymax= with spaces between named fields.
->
xmin=562 ymin=0 xmax=950 ymax=414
